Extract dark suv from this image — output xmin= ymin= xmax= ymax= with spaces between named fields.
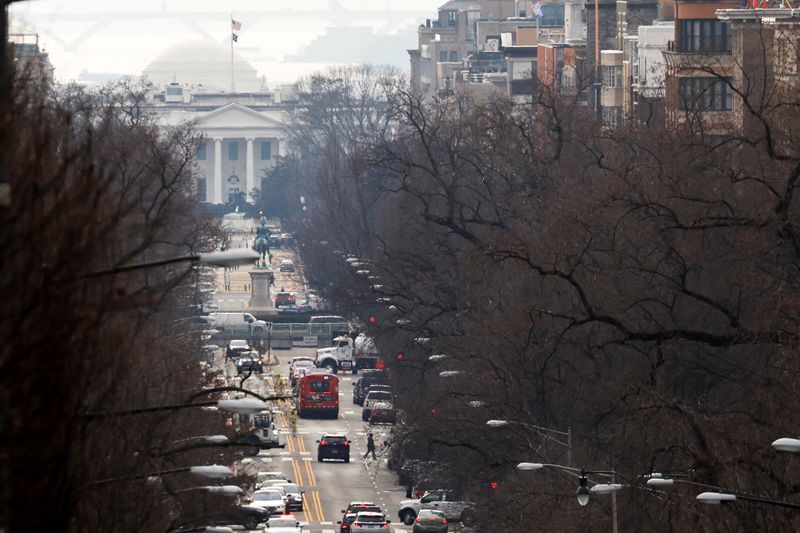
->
xmin=317 ymin=433 xmax=351 ymax=462
xmin=353 ymin=370 xmax=387 ymax=405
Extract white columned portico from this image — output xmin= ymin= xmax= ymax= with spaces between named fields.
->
xmin=245 ymin=137 xmax=255 ymax=195
xmin=213 ymin=138 xmax=223 ymax=204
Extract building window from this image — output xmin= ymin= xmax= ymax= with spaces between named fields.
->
xmin=602 ymin=65 xmax=622 ymax=88
xmin=602 ymin=106 xmax=622 ymax=128
xmin=197 ymin=178 xmax=207 ymax=201
xmin=260 ymin=141 xmax=272 ymax=160
xmin=228 ymin=141 xmax=239 ymax=161
xmin=679 ymin=20 xmax=731 ymax=53
xmin=227 ymin=187 xmax=240 ymax=203
xmin=679 ymin=77 xmax=733 ymax=111
xmin=197 ymin=141 xmax=206 ymax=161
xmin=449 ymin=51 xmax=459 ymax=62
xmin=439 ymin=51 xmax=448 ymax=62
xmin=447 ymin=11 xmax=457 ymax=26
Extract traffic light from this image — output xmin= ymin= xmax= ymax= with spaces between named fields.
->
xmin=396 ymin=352 xmax=404 ymax=361
xmin=368 ymin=316 xmax=377 ymax=324
xmin=490 ymin=481 xmax=499 ymax=490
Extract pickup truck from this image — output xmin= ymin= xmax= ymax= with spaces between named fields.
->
xmin=398 ymin=489 xmax=475 ymax=526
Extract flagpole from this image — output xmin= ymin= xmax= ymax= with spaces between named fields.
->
xmin=230 ymin=13 xmax=235 ymax=92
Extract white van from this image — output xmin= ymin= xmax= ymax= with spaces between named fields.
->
xmin=208 ymin=312 xmax=268 ymax=334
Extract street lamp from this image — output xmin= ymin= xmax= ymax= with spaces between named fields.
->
xmin=487 ymin=419 xmax=572 ymax=465
xmin=695 ymin=491 xmax=800 ymax=510
xmin=438 ymin=371 xmax=463 ymax=378
xmin=428 ymin=354 xmax=448 ymax=362
xmin=83 ymin=397 xmax=274 ymax=420
xmin=517 ymin=462 xmax=623 ymax=532
xmin=92 ymin=464 xmax=234 ymax=486
xmin=173 ymin=485 xmax=243 ymax=496
xmin=83 ymin=248 xmax=260 ymax=279
xmin=772 ymin=437 xmax=800 ymax=452
xmin=645 ymin=473 xmax=800 ymax=511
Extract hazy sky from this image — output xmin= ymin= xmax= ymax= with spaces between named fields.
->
xmin=9 ymin=0 xmax=440 ymax=84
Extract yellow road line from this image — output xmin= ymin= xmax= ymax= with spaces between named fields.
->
xmin=291 ymin=458 xmax=303 ymax=486
xmin=279 ymin=411 xmax=287 ymax=428
xmin=286 ymin=435 xmax=295 ymax=453
xmin=314 ymin=490 xmax=325 ymax=522
xmin=304 ymin=459 xmax=317 ymax=487
xmin=297 ymin=435 xmax=306 ymax=452
xmin=304 ymin=489 xmax=318 ymax=522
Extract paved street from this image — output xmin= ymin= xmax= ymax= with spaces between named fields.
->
xmin=213 ymin=346 xmax=413 ymax=533
xmin=214 ymin=223 xmax=307 ymax=311
xmin=209 ymin=226 xmax=416 ymax=532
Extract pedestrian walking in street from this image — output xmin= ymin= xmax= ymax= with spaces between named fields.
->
xmin=363 ymin=432 xmax=376 ymax=460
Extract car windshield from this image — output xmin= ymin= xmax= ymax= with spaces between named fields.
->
xmin=295 ymin=360 xmax=315 ymax=367
xmin=256 ymin=472 xmax=284 ymax=482
xmin=349 ymin=504 xmax=379 ymax=513
xmin=268 ymin=518 xmax=297 ymax=527
xmin=419 ymin=510 xmax=445 ymax=519
xmin=323 ymin=436 xmax=347 ymax=443
xmin=276 ymin=483 xmax=299 ymax=493
xmin=253 ymin=491 xmax=282 ymax=501
xmin=356 ymin=515 xmax=386 ymax=523
xmin=367 ymin=392 xmax=392 ymax=400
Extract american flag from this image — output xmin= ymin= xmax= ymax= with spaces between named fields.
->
xmin=231 ymin=18 xmax=242 ymax=31
xmin=532 ymin=1 xmax=544 ymax=17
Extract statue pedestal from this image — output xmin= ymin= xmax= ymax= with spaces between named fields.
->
xmin=247 ymin=269 xmax=273 ymax=312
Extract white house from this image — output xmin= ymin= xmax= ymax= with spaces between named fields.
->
xmin=142 ymin=40 xmax=297 ymax=204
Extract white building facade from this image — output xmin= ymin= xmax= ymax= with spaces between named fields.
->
xmin=142 ymin=40 xmax=296 ymax=204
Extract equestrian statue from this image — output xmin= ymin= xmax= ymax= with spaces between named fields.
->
xmin=252 ymin=219 xmax=271 ymax=267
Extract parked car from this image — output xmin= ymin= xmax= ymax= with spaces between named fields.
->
xmin=249 ymin=489 xmax=287 ymax=515
xmin=369 ymin=401 xmax=396 ymax=425
xmin=317 ymin=433 xmax=351 ymax=462
xmin=290 ymin=356 xmax=315 ymax=375
xmin=274 ymin=291 xmax=296 ymax=308
xmin=212 ymin=503 xmax=269 ymax=530
xmin=353 ymin=370 xmax=388 ymax=405
xmin=341 ymin=502 xmax=382 ymax=518
xmin=264 ymin=515 xmax=303 ymax=532
xmin=351 ymin=511 xmax=391 ymax=531
xmin=291 ymin=360 xmax=316 ymax=386
xmin=236 ymin=352 xmax=264 ymax=374
xmin=398 ymin=489 xmax=475 ymax=526
xmin=337 ymin=512 xmax=358 ymax=533
xmin=255 ymin=471 xmax=287 ymax=490
xmin=412 ymin=509 xmax=449 ymax=533
xmin=265 ymin=515 xmax=304 ymax=532
xmin=279 ymin=259 xmax=295 ymax=272
xmin=272 ymin=482 xmax=304 ymax=511
xmin=362 ymin=390 xmax=393 ymax=421
xmin=226 ymin=339 xmax=251 ymax=360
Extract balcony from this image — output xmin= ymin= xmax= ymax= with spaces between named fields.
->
xmin=662 ymin=46 xmax=734 ymax=73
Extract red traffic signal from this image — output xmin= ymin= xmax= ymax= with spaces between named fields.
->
xmin=396 ymin=353 xmax=404 ymax=361
xmin=368 ymin=316 xmax=377 ymax=324
xmin=490 ymin=481 xmax=499 ymax=489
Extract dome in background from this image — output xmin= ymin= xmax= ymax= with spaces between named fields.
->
xmin=143 ymin=40 xmax=261 ymax=92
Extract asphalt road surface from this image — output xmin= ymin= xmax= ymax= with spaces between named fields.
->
xmin=224 ymin=348 xmax=412 ymax=533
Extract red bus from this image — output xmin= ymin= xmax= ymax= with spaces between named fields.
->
xmin=296 ymin=372 xmax=339 ymax=419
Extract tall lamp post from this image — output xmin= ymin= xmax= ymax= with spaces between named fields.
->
xmin=91 ymin=464 xmax=234 ymax=486
xmin=518 ymin=462 xmax=623 ymax=533
xmin=81 ymin=248 xmax=260 ymax=279
xmin=646 ymin=473 xmax=800 ymax=511
xmin=486 ymin=419 xmax=572 ymax=465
